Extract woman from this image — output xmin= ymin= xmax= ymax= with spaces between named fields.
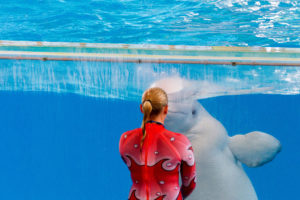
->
xmin=119 ymin=87 xmax=196 ymax=200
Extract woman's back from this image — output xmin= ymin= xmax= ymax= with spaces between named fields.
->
xmin=119 ymin=121 xmax=196 ymax=200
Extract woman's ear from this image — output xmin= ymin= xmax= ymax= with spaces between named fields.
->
xmin=140 ymin=104 xmax=144 ymax=113
xmin=164 ymin=105 xmax=168 ymax=115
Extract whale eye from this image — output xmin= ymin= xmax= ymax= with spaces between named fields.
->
xmin=192 ymin=109 xmax=196 ymax=115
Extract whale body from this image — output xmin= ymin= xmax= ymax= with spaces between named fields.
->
xmin=151 ymin=77 xmax=281 ymax=200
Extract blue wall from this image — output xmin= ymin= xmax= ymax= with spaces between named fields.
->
xmin=0 ymin=92 xmax=298 ymax=199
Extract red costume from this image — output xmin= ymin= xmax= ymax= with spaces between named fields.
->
xmin=119 ymin=121 xmax=196 ymax=200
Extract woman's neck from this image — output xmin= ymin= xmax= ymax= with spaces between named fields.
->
xmin=148 ymin=115 xmax=164 ymax=124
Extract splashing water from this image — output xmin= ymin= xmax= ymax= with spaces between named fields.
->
xmin=1 ymin=59 xmax=299 ymax=101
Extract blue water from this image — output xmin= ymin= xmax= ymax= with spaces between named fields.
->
xmin=0 ymin=92 xmax=299 ymax=199
xmin=0 ymin=0 xmax=299 ymax=47
xmin=0 ymin=0 xmax=299 ymax=199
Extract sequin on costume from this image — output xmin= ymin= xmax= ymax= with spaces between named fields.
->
xmin=119 ymin=121 xmax=196 ymax=200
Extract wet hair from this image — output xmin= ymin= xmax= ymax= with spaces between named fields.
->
xmin=140 ymin=87 xmax=168 ymax=148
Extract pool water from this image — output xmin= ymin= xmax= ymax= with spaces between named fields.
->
xmin=0 ymin=0 xmax=299 ymax=47
xmin=0 ymin=92 xmax=299 ymax=199
xmin=0 ymin=0 xmax=299 ymax=199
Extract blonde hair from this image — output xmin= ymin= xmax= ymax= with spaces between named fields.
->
xmin=140 ymin=87 xmax=168 ymax=148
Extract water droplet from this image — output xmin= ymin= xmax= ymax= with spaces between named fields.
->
xmin=159 ymin=180 xmax=165 ymax=184
xmin=154 ymin=151 xmax=159 ymax=155
xmin=170 ymin=137 xmax=175 ymax=142
xmin=188 ymin=155 xmax=192 ymax=160
xmin=174 ymin=186 xmax=178 ymax=190
xmin=124 ymin=134 xmax=127 ymax=139
xmin=166 ymin=163 xmax=172 ymax=167
xmin=135 ymin=180 xmax=139 ymax=184
xmin=134 ymin=144 xmax=138 ymax=148
xmin=156 ymin=192 xmax=161 ymax=196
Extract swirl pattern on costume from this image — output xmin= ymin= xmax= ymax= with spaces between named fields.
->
xmin=119 ymin=122 xmax=196 ymax=200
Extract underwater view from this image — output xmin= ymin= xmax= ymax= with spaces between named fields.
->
xmin=0 ymin=91 xmax=299 ymax=200
xmin=0 ymin=0 xmax=299 ymax=200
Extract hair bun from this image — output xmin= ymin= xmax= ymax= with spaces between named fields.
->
xmin=143 ymin=99 xmax=152 ymax=104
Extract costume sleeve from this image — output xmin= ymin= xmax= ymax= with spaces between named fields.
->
xmin=179 ymin=136 xmax=196 ymax=199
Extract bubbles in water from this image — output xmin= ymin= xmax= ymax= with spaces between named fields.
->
xmin=0 ymin=59 xmax=299 ymax=100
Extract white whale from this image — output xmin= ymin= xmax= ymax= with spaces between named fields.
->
xmin=151 ymin=77 xmax=281 ymax=200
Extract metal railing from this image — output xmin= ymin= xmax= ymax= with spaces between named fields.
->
xmin=0 ymin=40 xmax=299 ymax=66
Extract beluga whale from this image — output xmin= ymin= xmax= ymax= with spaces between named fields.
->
xmin=151 ymin=77 xmax=281 ymax=200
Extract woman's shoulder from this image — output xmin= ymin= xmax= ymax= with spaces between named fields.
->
xmin=162 ymin=129 xmax=194 ymax=163
xmin=163 ymin=129 xmax=192 ymax=146
xmin=121 ymin=127 xmax=142 ymax=136
xmin=119 ymin=128 xmax=142 ymax=143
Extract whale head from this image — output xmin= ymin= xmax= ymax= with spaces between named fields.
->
xmin=165 ymin=99 xmax=203 ymax=133
xmin=150 ymin=77 xmax=204 ymax=133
